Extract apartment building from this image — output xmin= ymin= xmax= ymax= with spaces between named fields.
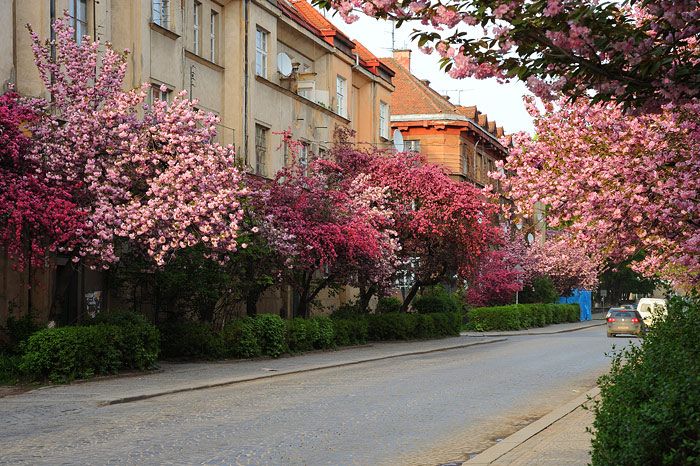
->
xmin=381 ymin=50 xmax=511 ymax=192
xmin=0 ymin=0 xmax=394 ymax=322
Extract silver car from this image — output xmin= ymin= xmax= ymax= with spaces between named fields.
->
xmin=607 ymin=310 xmax=645 ymax=337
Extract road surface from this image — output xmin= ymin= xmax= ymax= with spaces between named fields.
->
xmin=0 ymin=326 xmax=632 ymax=465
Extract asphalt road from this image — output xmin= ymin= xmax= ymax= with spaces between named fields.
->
xmin=0 ymin=326 xmax=633 ymax=465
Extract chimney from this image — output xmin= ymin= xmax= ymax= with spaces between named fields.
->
xmin=393 ymin=49 xmax=411 ymax=71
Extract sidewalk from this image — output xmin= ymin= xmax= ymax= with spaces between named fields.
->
xmin=465 ymin=388 xmax=599 ymax=465
xmin=2 ymin=335 xmax=506 ymax=405
xmin=461 ymin=317 xmax=605 ymax=337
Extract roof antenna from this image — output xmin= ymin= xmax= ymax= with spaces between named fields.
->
xmin=391 ymin=19 xmax=396 ymax=51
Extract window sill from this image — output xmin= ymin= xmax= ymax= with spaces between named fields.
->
xmin=185 ymin=50 xmax=224 ymax=71
xmin=149 ymin=22 xmax=180 ymax=40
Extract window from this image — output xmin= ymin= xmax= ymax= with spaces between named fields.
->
xmin=151 ymin=83 xmax=172 ymax=102
xmin=68 ymin=0 xmax=88 ymax=43
xmin=209 ymin=11 xmax=218 ymax=62
xmin=255 ymin=28 xmax=268 ymax=77
xmin=404 ymin=140 xmax=420 ymax=153
xmin=152 ymin=0 xmax=170 ymax=28
xmin=193 ymin=1 xmax=201 ymax=54
xmin=299 ymin=143 xmax=309 ymax=174
xmin=460 ymin=143 xmax=468 ymax=174
xmin=336 ymin=76 xmax=347 ymax=117
xmin=379 ymin=101 xmax=390 ymax=139
xmin=255 ymin=124 xmax=268 ymax=176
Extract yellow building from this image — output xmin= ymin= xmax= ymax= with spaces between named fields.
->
xmin=0 ymin=0 xmax=394 ymax=323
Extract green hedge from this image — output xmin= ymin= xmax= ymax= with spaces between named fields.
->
xmin=158 ymin=321 xmax=225 ymax=359
xmin=412 ymin=286 xmax=463 ymax=314
xmin=467 ymin=303 xmax=579 ymax=331
xmin=19 ymin=316 xmax=160 ymax=383
xmin=591 ymin=296 xmax=700 ymax=465
xmin=286 ymin=316 xmax=335 ymax=352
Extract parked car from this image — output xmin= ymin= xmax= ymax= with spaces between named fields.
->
xmin=607 ymin=310 xmax=646 ymax=337
xmin=636 ymin=298 xmax=667 ymax=326
xmin=605 ymin=306 xmax=632 ymax=318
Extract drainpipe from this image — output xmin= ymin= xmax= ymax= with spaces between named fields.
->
xmin=473 ymin=138 xmax=480 ymax=181
xmin=243 ymin=0 xmax=250 ymax=166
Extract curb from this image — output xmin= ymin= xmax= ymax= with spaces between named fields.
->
xmin=101 ymin=338 xmax=507 ymax=406
xmin=462 ymin=321 xmax=605 ymax=337
xmin=464 ymin=386 xmax=600 ymax=465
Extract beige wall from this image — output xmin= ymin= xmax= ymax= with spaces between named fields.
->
xmin=0 ymin=0 xmax=14 ymax=90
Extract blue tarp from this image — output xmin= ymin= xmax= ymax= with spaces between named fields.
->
xmin=559 ymin=289 xmax=592 ymax=321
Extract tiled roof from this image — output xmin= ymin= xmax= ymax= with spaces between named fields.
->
xmin=288 ymin=0 xmax=351 ymax=46
xmin=381 ymin=58 xmax=509 ymax=144
xmin=381 ymin=57 xmax=456 ymax=115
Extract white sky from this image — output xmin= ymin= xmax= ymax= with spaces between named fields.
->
xmin=323 ymin=13 xmax=535 ymax=134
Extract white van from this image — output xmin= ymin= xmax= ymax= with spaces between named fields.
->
xmin=636 ymin=298 xmax=667 ymax=326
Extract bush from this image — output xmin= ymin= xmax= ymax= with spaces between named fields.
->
xmin=2 ymin=312 xmax=41 ymax=354
xmin=158 ymin=321 xmax=224 ymax=359
xmin=0 ymin=353 xmax=22 ymax=385
xmin=413 ymin=286 xmax=462 ymax=314
xmin=89 ymin=312 xmax=159 ymax=370
xmin=519 ymin=276 xmax=559 ymax=304
xmin=251 ymin=314 xmax=286 ymax=358
xmin=221 ymin=318 xmax=261 ymax=358
xmin=314 ymin=316 xmax=335 ymax=349
xmin=21 ymin=325 xmax=123 ymax=383
xmin=375 ymin=296 xmax=402 ymax=314
xmin=332 ymin=318 xmax=369 ymax=346
xmin=468 ymin=303 xmax=579 ymax=331
xmin=591 ymin=296 xmax=700 ymax=465
xmin=286 ymin=318 xmax=318 ymax=352
xmin=330 ymin=301 xmax=364 ymax=318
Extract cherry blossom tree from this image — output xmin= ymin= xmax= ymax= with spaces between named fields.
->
xmin=333 ymin=145 xmax=500 ymax=311
xmin=261 ymin=149 xmax=398 ymax=317
xmin=27 ymin=19 xmax=246 ymax=268
xmin=0 ymin=91 xmax=86 ymax=271
xmin=498 ymin=98 xmax=699 ymax=288
xmin=317 ymin=0 xmax=700 ymax=109
xmin=524 ymin=232 xmax=603 ymax=295
xmin=466 ymin=230 xmax=527 ymax=307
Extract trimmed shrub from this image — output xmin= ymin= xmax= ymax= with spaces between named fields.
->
xmin=314 ymin=316 xmax=335 ymax=349
xmin=591 ymin=296 xmax=700 ymax=465
xmin=332 ymin=318 xmax=369 ymax=346
xmin=468 ymin=303 xmax=579 ymax=331
xmin=286 ymin=318 xmax=317 ymax=353
xmin=331 ymin=301 xmax=364 ymax=319
xmin=251 ymin=314 xmax=286 ymax=358
xmin=362 ymin=312 xmax=460 ymax=341
xmin=375 ymin=296 xmax=402 ymax=314
xmin=412 ymin=286 xmax=462 ymax=314
xmin=20 ymin=325 xmax=123 ymax=383
xmin=89 ymin=312 xmax=159 ymax=370
xmin=222 ymin=318 xmax=261 ymax=358
xmin=158 ymin=321 xmax=224 ymax=359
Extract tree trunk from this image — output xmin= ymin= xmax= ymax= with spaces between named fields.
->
xmin=358 ymin=285 xmax=376 ymax=313
xmin=245 ymin=292 xmax=258 ymax=317
xmin=400 ymin=281 xmax=421 ymax=313
xmin=294 ymin=273 xmax=313 ymax=318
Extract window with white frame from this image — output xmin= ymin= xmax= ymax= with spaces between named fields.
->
xmin=193 ymin=1 xmax=201 ymax=54
xmin=255 ymin=124 xmax=268 ymax=176
xmin=379 ymin=101 xmax=390 ymax=139
xmin=68 ymin=0 xmax=88 ymax=43
xmin=152 ymin=0 xmax=170 ymax=28
xmin=209 ymin=10 xmax=218 ymax=62
xmin=404 ymin=140 xmax=420 ymax=153
xmin=336 ymin=75 xmax=347 ymax=117
xmin=151 ymin=83 xmax=172 ymax=103
xmin=255 ymin=28 xmax=268 ymax=77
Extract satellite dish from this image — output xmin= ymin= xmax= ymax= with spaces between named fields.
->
xmin=277 ymin=53 xmax=293 ymax=77
xmin=393 ymin=129 xmax=404 ymax=151
xmin=527 ymin=233 xmax=535 ymax=244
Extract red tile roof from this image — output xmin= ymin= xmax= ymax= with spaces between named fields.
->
xmin=288 ymin=0 xmax=351 ymax=46
xmin=381 ymin=57 xmax=455 ymax=115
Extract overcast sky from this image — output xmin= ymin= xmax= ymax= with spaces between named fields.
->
xmin=323 ymin=13 xmax=535 ymax=134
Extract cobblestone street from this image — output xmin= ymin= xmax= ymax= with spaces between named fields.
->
xmin=0 ymin=326 xmax=628 ymax=465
